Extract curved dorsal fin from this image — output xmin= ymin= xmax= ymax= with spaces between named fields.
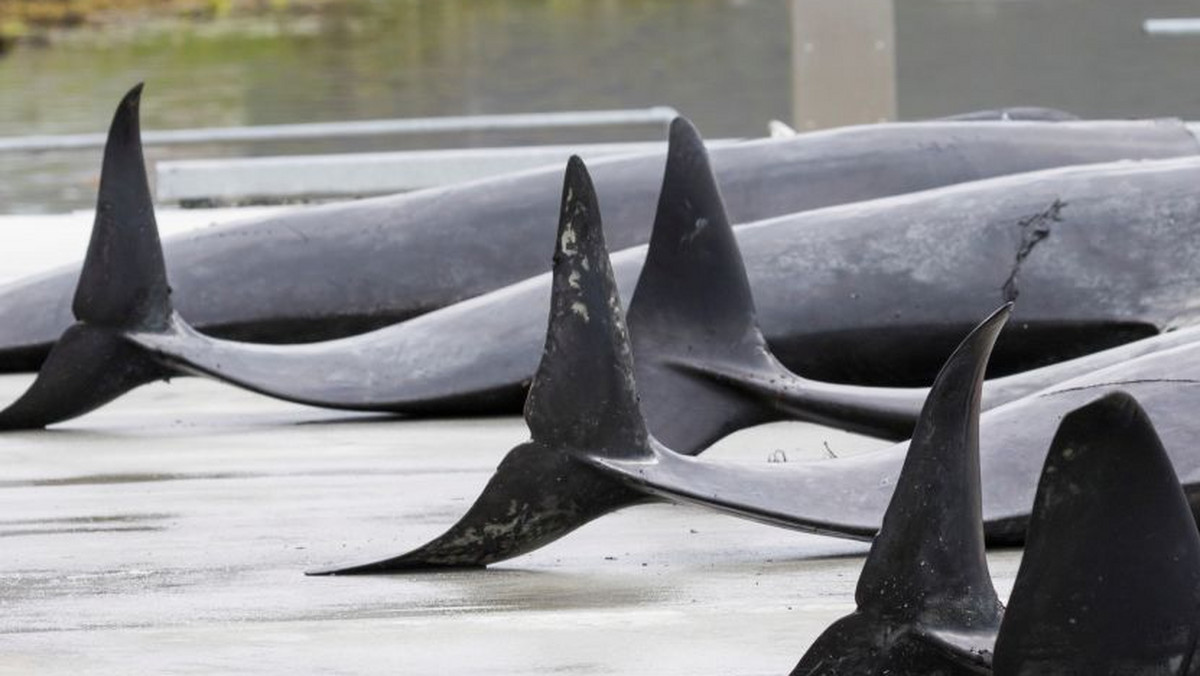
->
xmin=855 ymin=304 xmax=1011 ymax=626
xmin=524 ymin=156 xmax=649 ymax=455
xmin=72 ymin=82 xmax=173 ymax=332
xmin=627 ymin=116 xmax=766 ymax=361
xmin=993 ymin=392 xmax=1200 ymax=674
xmin=624 ymin=117 xmax=782 ymax=453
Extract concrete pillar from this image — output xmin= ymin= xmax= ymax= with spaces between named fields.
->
xmin=791 ymin=0 xmax=897 ymax=130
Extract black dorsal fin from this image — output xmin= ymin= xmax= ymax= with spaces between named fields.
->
xmin=523 ymin=156 xmax=650 ymax=455
xmin=626 ymin=117 xmax=764 ymax=354
xmin=993 ymin=393 xmax=1200 ymax=674
xmin=854 ymin=304 xmax=1011 ymax=626
xmin=310 ymin=157 xmax=653 ymax=574
xmin=624 ymin=117 xmax=782 ymax=453
xmin=72 ymin=82 xmax=173 ymax=332
xmin=790 ymin=306 xmax=1011 ymax=674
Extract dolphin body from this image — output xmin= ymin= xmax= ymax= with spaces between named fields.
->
xmin=0 ymin=85 xmax=1194 ymax=373
xmin=12 ymin=102 xmax=1200 ymax=433
xmin=789 ymin=370 xmax=1200 ymax=674
xmin=626 ymin=120 xmax=1200 ymax=451
xmin=311 ymin=153 xmax=1200 ymax=572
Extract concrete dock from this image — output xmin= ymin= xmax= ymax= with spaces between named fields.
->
xmin=0 ymin=209 xmax=1022 ymax=675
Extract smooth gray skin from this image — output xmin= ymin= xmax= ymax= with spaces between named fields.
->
xmin=18 ymin=115 xmax=1195 ymax=435
xmin=117 ymin=156 xmax=1200 ymax=418
xmin=0 ymin=119 xmax=1195 ymax=372
xmin=681 ymin=315 xmax=1200 ymax=444
xmin=625 ymin=121 xmax=1200 ymax=451
xmin=596 ymin=337 xmax=1200 ymax=546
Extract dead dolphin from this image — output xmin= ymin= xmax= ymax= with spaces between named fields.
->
xmin=791 ymin=392 xmax=1200 ymax=674
xmin=306 ymin=155 xmax=1008 ymax=573
xmin=12 ymin=93 xmax=1200 ymax=431
xmin=119 ymin=125 xmax=1200 ymax=403
xmin=627 ymin=119 xmax=1200 ymax=450
xmin=307 ymin=155 xmax=1200 ymax=570
xmin=0 ymin=85 xmax=1194 ymax=373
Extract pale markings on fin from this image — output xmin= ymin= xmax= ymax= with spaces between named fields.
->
xmin=560 ymin=223 xmax=578 ymax=256
xmin=682 ymin=217 xmax=709 ymax=244
xmin=571 ymin=302 xmax=590 ymax=322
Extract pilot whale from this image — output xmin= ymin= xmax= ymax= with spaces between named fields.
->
xmin=789 ymin=380 xmax=1200 ymax=674
xmin=627 ymin=119 xmax=1200 ymax=451
xmin=10 ymin=103 xmax=1200 ymax=433
xmin=310 ymin=156 xmax=1200 ymax=572
xmin=0 ymin=84 xmax=1193 ymax=372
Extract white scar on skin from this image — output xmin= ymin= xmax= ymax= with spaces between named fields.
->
xmin=683 ymin=216 xmax=709 ymax=244
xmin=560 ymin=223 xmax=578 ymax=256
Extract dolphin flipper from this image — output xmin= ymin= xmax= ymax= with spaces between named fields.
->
xmin=789 ymin=303 xmax=1007 ymax=674
xmin=0 ymin=84 xmax=173 ymax=430
xmin=993 ymin=393 xmax=1200 ymax=674
xmin=310 ymin=156 xmax=653 ymax=574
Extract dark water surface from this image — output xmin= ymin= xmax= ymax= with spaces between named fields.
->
xmin=1 ymin=0 xmax=1199 ymax=213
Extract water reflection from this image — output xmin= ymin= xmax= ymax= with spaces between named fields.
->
xmin=1 ymin=0 xmax=1199 ymax=213
xmin=0 ymin=0 xmax=791 ymax=213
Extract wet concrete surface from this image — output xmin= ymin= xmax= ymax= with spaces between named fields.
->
xmin=0 ymin=210 xmax=1022 ymax=673
xmin=0 ymin=374 xmax=1023 ymax=675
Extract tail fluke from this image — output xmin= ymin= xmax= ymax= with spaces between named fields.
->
xmin=0 ymin=84 xmax=171 ymax=430
xmin=993 ymin=393 xmax=1200 ymax=674
xmin=791 ymin=304 xmax=1010 ymax=674
xmin=627 ymin=117 xmax=786 ymax=454
xmin=310 ymin=157 xmax=652 ymax=574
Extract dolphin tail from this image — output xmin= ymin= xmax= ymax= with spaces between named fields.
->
xmin=0 ymin=84 xmax=174 ymax=430
xmin=993 ymin=393 xmax=1200 ymax=673
xmin=309 ymin=156 xmax=654 ymax=574
xmin=791 ymin=304 xmax=1010 ymax=674
xmin=627 ymin=117 xmax=789 ymax=454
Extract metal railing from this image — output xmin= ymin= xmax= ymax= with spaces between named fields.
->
xmin=0 ymin=107 xmax=680 ymax=154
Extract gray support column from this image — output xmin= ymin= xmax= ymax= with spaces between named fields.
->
xmin=791 ymin=0 xmax=897 ymax=130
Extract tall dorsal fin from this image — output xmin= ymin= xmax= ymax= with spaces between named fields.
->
xmin=624 ymin=117 xmax=782 ymax=453
xmin=309 ymin=157 xmax=652 ymax=574
xmin=523 ymin=156 xmax=649 ymax=454
xmin=993 ymin=393 xmax=1200 ymax=674
xmin=72 ymin=82 xmax=173 ymax=332
xmin=626 ymin=117 xmax=767 ymax=360
xmin=855 ymin=304 xmax=1011 ymax=625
